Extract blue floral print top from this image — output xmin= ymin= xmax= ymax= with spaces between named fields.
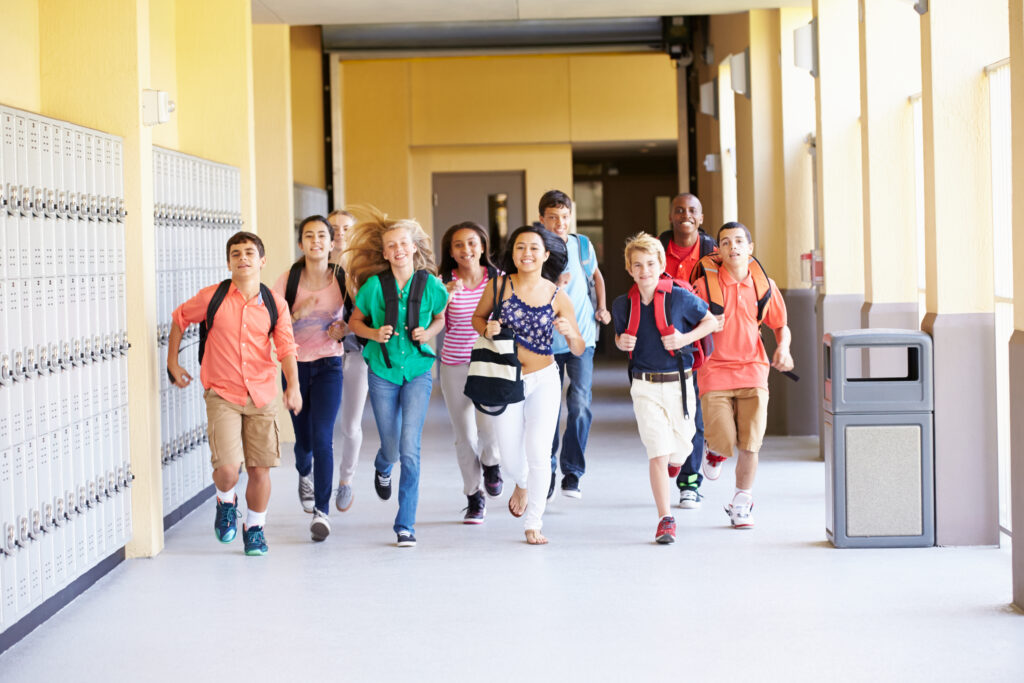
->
xmin=500 ymin=277 xmax=558 ymax=355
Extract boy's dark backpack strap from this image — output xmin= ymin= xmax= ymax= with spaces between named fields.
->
xmin=284 ymin=258 xmax=305 ymax=312
xmin=198 ymin=279 xmax=232 ymax=366
xmin=260 ymin=283 xmax=279 ymax=336
xmin=698 ymin=230 xmax=717 ymax=260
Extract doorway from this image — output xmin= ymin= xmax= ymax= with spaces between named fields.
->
xmin=430 ymin=171 xmax=526 ymax=266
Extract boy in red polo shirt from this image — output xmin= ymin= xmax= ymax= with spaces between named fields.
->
xmin=166 ymin=231 xmax=302 ymax=555
xmin=693 ymin=222 xmax=793 ymax=529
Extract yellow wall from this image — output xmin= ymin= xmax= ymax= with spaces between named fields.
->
xmin=0 ymin=0 xmax=41 ymax=112
xmin=175 ymin=0 xmax=257 ymax=231
xmin=696 ymin=12 xmax=751 ymax=232
xmin=290 ymin=25 xmax=325 ymax=189
xmin=148 ymin=0 xmax=179 ymax=149
xmin=343 ymin=52 xmax=677 ymax=234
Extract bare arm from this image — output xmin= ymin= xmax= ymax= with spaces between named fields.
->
xmin=771 ymin=325 xmax=794 ymax=371
xmin=348 ymin=306 xmax=393 ymax=343
xmin=412 ymin=310 xmax=447 ymax=343
xmin=166 ymin=322 xmax=191 ymax=388
xmin=280 ymin=354 xmax=303 ymax=415
xmin=471 ymin=278 xmax=501 ymax=339
xmin=592 ymin=267 xmax=611 ymax=324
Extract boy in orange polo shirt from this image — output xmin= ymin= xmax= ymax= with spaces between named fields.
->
xmin=693 ymin=222 xmax=793 ymax=529
xmin=166 ymin=231 xmax=302 ymax=555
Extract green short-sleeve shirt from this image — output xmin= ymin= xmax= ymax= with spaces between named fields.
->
xmin=354 ymin=271 xmax=449 ymax=384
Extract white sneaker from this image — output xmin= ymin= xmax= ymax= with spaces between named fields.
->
xmin=298 ymin=474 xmax=315 ymax=513
xmin=725 ymin=499 xmax=754 ymax=529
xmin=702 ymin=452 xmax=727 ymax=481
xmin=678 ymin=488 xmax=702 ymax=510
xmin=310 ymin=509 xmax=331 ymax=541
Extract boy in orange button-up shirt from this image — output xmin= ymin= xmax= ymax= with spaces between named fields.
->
xmin=167 ymin=231 xmax=302 ymax=556
xmin=692 ymin=222 xmax=794 ymax=530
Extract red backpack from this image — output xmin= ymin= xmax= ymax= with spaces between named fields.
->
xmin=623 ymin=274 xmax=709 ymax=417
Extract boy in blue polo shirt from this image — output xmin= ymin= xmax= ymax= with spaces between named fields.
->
xmin=612 ymin=233 xmax=716 ymax=543
xmin=540 ymin=190 xmax=610 ymax=499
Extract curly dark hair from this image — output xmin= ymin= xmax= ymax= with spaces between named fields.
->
xmin=438 ymin=221 xmax=496 ymax=281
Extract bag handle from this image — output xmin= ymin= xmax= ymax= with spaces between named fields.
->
xmin=490 ymin=274 xmax=508 ymax=322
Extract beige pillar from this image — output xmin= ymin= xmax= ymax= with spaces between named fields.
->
xmin=1008 ymin=0 xmax=1024 ymax=607
xmin=39 ymin=0 xmax=163 ymax=557
xmin=676 ymin=59 xmax=691 ymax=193
xmin=858 ymin=0 xmax=921 ymax=341
xmin=919 ymin=0 xmax=1005 ymax=546
xmin=812 ymin=0 xmax=865 ymax=455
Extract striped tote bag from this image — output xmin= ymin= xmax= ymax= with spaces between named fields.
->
xmin=463 ymin=276 xmax=524 ymax=415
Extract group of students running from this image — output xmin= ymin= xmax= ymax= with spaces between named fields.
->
xmin=164 ymin=189 xmax=794 ymax=554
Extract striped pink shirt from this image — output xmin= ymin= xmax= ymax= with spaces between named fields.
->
xmin=441 ymin=269 xmax=492 ymax=365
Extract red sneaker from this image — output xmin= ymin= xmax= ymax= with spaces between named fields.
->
xmin=655 ymin=516 xmax=676 ymax=544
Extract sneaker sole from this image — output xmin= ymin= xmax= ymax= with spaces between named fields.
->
xmin=655 ymin=534 xmax=676 ymax=544
xmin=244 ymin=547 xmax=268 ymax=556
xmin=561 ymin=490 xmax=582 ymax=499
xmin=396 ymin=540 xmax=416 ymax=547
xmin=335 ymin=496 xmax=354 ymax=513
xmin=215 ymin=531 xmax=236 ymax=544
xmin=463 ymin=517 xmax=485 ymax=525
xmin=302 ymin=506 xmax=315 ymax=514
xmin=678 ymin=500 xmax=702 ymax=510
xmin=484 ymin=486 xmax=503 ymax=498
xmin=311 ymin=522 xmax=331 ymax=542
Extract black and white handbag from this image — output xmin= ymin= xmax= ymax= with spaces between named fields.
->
xmin=463 ymin=275 xmax=524 ymax=416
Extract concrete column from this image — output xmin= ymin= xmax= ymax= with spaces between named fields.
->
xmin=858 ymin=0 xmax=921 ymax=355
xmin=919 ymin=0 xmax=1005 ymax=546
xmin=1008 ymin=0 xmax=1024 ymax=608
xmin=38 ymin=0 xmax=163 ymax=557
xmin=812 ymin=0 xmax=865 ymax=454
xmin=676 ymin=57 xmax=690 ymax=193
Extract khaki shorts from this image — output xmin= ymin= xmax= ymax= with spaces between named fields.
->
xmin=700 ymin=388 xmax=769 ymax=456
xmin=630 ymin=375 xmax=697 ymax=463
xmin=205 ymin=390 xmax=281 ymax=470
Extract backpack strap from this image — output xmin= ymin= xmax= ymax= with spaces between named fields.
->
xmin=698 ymin=230 xmax=717 ymax=259
xmin=376 ymin=269 xmax=398 ymax=368
xmin=260 ymin=283 xmax=279 ymax=336
xmin=406 ymin=270 xmax=430 ymax=351
xmin=693 ymin=253 xmax=773 ymax=323
xmin=198 ymin=279 xmax=232 ymax=366
xmin=284 ymin=259 xmax=304 ymax=312
xmin=572 ymin=233 xmax=596 ymax=304
xmin=748 ymin=255 xmax=772 ymax=322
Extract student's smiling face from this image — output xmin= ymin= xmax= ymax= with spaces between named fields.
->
xmin=628 ymin=250 xmax=663 ymax=287
xmin=382 ymin=227 xmax=417 ymax=267
xmin=450 ymin=228 xmax=482 ymax=268
xmin=512 ymin=231 xmax=549 ymax=272
xmin=227 ymin=241 xmax=265 ymax=275
xmin=300 ymin=221 xmax=334 ymax=260
xmin=540 ymin=206 xmax=572 ymax=240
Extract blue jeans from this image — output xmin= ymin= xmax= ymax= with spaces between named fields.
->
xmin=550 ymin=347 xmax=595 ymax=478
xmin=676 ymin=370 xmax=705 ymax=489
xmin=284 ymin=357 xmax=344 ymax=514
xmin=367 ymin=369 xmax=433 ymax=534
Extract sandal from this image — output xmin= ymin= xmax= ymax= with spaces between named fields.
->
xmin=508 ymin=488 xmax=526 ymax=518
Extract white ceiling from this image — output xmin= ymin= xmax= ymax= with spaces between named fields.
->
xmin=251 ymin=0 xmax=808 ymax=25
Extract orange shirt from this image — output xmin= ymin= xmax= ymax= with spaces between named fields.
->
xmin=694 ymin=267 xmax=787 ymax=394
xmin=173 ymin=282 xmax=298 ymax=408
xmin=665 ymin=237 xmax=715 ymax=283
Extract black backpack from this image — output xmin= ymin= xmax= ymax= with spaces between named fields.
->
xmin=284 ymin=258 xmax=349 ymax=314
xmin=659 ymin=229 xmax=717 ymax=265
xmin=167 ymin=279 xmax=279 ymax=383
xmin=375 ymin=269 xmax=430 ymax=368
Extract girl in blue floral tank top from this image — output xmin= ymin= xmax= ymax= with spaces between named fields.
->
xmin=472 ymin=226 xmax=585 ymax=545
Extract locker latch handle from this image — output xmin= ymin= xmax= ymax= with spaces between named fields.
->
xmin=54 ymin=496 xmax=66 ymax=527
xmin=0 ymin=353 xmax=11 ymax=385
xmin=3 ymin=523 xmax=17 ymax=554
xmin=17 ymin=516 xmax=30 ymax=546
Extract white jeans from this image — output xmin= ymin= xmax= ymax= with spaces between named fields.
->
xmin=439 ymin=362 xmax=501 ymax=496
xmin=337 ymin=351 xmax=369 ymax=482
xmin=491 ymin=362 xmax=561 ymax=531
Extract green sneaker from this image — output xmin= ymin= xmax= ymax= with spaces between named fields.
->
xmin=243 ymin=525 xmax=269 ymax=555
xmin=214 ymin=497 xmax=239 ymax=543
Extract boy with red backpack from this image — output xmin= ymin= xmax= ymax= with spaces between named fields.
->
xmin=689 ymin=222 xmax=794 ymax=529
xmin=612 ymin=233 xmax=716 ymax=544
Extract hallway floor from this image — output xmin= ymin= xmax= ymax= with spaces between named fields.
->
xmin=1 ymin=363 xmax=1021 ymax=682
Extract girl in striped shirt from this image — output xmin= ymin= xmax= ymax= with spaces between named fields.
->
xmin=438 ymin=222 xmax=503 ymax=524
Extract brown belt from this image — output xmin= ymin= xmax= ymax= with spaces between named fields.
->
xmin=631 ymin=369 xmax=692 ymax=383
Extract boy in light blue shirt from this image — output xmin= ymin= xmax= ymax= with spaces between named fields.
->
xmin=539 ymin=190 xmax=610 ymax=499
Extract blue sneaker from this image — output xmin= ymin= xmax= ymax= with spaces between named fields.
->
xmin=214 ymin=496 xmax=239 ymax=543
xmin=243 ymin=525 xmax=269 ymax=555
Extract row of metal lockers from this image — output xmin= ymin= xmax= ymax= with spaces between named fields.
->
xmin=153 ymin=148 xmax=240 ymax=517
xmin=1 ymin=105 xmax=132 ymax=633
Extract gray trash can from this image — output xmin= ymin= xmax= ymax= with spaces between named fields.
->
xmin=823 ymin=329 xmax=934 ymax=548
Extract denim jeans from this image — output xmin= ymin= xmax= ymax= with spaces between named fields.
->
xmin=550 ymin=347 xmax=595 ymax=478
xmin=676 ymin=371 xmax=706 ymax=490
xmin=367 ymin=368 xmax=433 ymax=534
xmin=284 ymin=357 xmax=344 ymax=514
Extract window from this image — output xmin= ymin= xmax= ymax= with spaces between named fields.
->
xmin=985 ymin=59 xmax=1013 ymax=537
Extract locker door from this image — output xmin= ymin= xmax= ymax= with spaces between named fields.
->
xmin=11 ymin=442 xmax=32 ymax=615
xmin=6 ymin=280 xmax=24 ymax=448
xmin=3 ymin=110 xmax=19 ymax=280
xmin=36 ymin=432 xmax=55 ymax=599
xmin=60 ymin=425 xmax=77 ymax=580
xmin=49 ymin=428 xmax=66 ymax=590
xmin=0 ymin=447 xmax=17 ymax=627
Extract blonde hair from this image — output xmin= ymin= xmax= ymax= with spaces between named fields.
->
xmin=343 ymin=205 xmax=436 ymax=296
xmin=623 ymin=232 xmax=665 ymax=272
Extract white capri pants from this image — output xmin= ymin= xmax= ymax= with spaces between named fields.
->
xmin=491 ymin=362 xmax=561 ymax=531
xmin=439 ymin=362 xmax=501 ymax=496
xmin=337 ymin=350 xmax=369 ymax=482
